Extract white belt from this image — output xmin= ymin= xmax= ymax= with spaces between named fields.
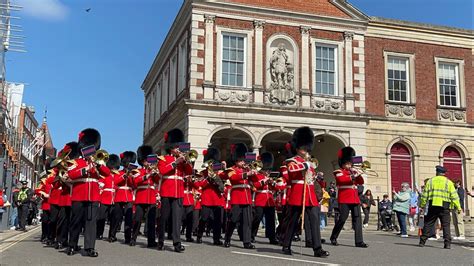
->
xmin=338 ymin=185 xmax=357 ymax=189
xmin=286 ymin=185 xmax=291 ymax=189
xmin=137 ymin=185 xmax=155 ymax=190
xmin=162 ymin=175 xmax=184 ymax=181
xmin=103 ymin=188 xmax=115 ymax=192
xmin=256 ymin=190 xmax=271 ymax=194
xmin=291 ymin=180 xmax=315 ymax=185
xmin=71 ymin=178 xmax=99 ymax=183
xmin=118 ymin=186 xmax=132 ymax=190
xmin=232 ymin=184 xmax=251 ymax=189
xmin=184 ymin=191 xmax=192 ymax=194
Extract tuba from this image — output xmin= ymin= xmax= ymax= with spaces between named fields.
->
xmin=92 ymin=149 xmax=109 ymax=165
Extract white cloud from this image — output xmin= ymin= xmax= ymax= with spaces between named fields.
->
xmin=18 ymin=0 xmax=69 ymax=21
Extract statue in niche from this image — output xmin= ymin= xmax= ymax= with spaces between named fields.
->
xmin=269 ymin=43 xmax=296 ymax=105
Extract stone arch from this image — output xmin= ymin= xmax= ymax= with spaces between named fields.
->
xmin=207 ymin=125 xmax=257 ymax=148
xmin=386 ymin=136 xmax=419 ymax=156
xmin=256 ymin=128 xmax=293 ymax=146
xmin=438 ymin=140 xmax=469 ymax=160
xmin=315 ymin=131 xmax=349 ymax=147
xmin=258 ymin=129 xmax=293 ymax=170
xmin=208 ymin=126 xmax=255 ymax=163
xmin=312 ymin=133 xmax=346 ymax=184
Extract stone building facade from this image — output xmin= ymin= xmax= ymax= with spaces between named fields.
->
xmin=141 ymin=0 xmax=473 ymax=214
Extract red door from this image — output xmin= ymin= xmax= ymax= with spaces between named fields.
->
xmin=390 ymin=143 xmax=412 ymax=192
xmin=443 ymin=146 xmax=463 ymax=183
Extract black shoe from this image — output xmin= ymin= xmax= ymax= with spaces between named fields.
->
xmin=251 ymin=238 xmax=256 ymax=243
xmin=186 ymin=237 xmax=195 ymax=243
xmin=282 ymin=247 xmax=292 ymax=255
xmin=196 ymin=237 xmax=203 ymax=244
xmin=108 ymin=237 xmax=117 ymax=243
xmin=157 ymin=242 xmax=164 ymax=250
xmin=269 ymin=239 xmax=279 ymax=245
xmin=147 ymin=242 xmax=158 ymax=248
xmin=330 ymin=238 xmax=339 ymax=246
xmin=293 ymin=235 xmax=301 ymax=242
xmin=46 ymin=240 xmax=56 ymax=247
xmin=66 ymin=248 xmax=75 ymax=256
xmin=355 ymin=242 xmax=369 ymax=248
xmin=224 ymin=241 xmax=230 ymax=248
xmin=129 ymin=240 xmax=136 ymax=246
xmin=97 ymin=235 xmax=103 ymax=240
xmin=418 ymin=241 xmax=425 ymax=247
xmin=314 ymin=248 xmax=330 ymax=258
xmin=305 ymin=241 xmax=313 ymax=248
xmin=321 ymin=238 xmax=326 ymax=244
xmin=85 ymin=249 xmax=99 ymax=257
xmin=213 ymin=240 xmax=223 ymax=246
xmin=55 ymin=243 xmax=65 ymax=250
xmin=73 ymin=246 xmax=81 ymax=252
xmin=174 ymin=244 xmax=185 ymax=253
xmin=244 ymin=243 xmax=255 ymax=249
xmin=444 ymin=242 xmax=451 ymax=249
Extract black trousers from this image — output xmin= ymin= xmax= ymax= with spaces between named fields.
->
xmin=132 ymin=204 xmax=156 ymax=245
xmin=362 ymin=207 xmax=370 ymax=224
xmin=158 ymin=197 xmax=183 ymax=245
xmin=225 ymin=205 xmax=252 ymax=245
xmin=96 ymin=204 xmax=112 ymax=238
xmin=420 ymin=206 xmax=451 ymax=244
xmin=276 ymin=206 xmax=290 ymax=240
xmin=252 ymin=206 xmax=276 ymax=241
xmin=330 ymin=203 xmax=364 ymax=245
xmin=198 ymin=206 xmax=223 ymax=241
xmin=182 ymin=205 xmax=194 ymax=239
xmin=69 ymin=201 xmax=98 ymax=250
xmin=110 ymin=202 xmax=132 ymax=242
xmin=18 ymin=204 xmax=29 ymax=229
xmin=57 ymin=206 xmax=71 ymax=245
xmin=283 ymin=206 xmax=322 ymax=250
xmin=48 ymin=204 xmax=60 ymax=241
xmin=41 ymin=210 xmax=50 ymax=240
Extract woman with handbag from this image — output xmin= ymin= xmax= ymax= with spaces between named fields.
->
xmin=360 ymin=190 xmax=375 ymax=228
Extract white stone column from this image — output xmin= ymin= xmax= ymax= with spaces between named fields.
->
xmin=344 ymin=31 xmax=355 ymax=112
xmin=203 ymin=15 xmax=215 ymax=99
xmin=253 ymin=20 xmax=265 ymax=104
xmin=300 ymin=26 xmax=311 ymax=107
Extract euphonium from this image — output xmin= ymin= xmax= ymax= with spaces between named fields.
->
xmin=93 ymin=149 xmax=109 ymax=165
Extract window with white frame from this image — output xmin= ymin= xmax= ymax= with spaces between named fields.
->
xmin=315 ymin=45 xmax=337 ymax=95
xmin=438 ymin=62 xmax=460 ymax=107
xmin=387 ymin=56 xmax=410 ymax=103
xmin=178 ymin=39 xmax=187 ymax=94
xmin=169 ymin=55 xmax=177 ymax=104
xmin=222 ymin=34 xmax=245 ymax=87
xmin=161 ymin=69 xmax=169 ymax=114
xmin=155 ymin=80 xmax=162 ymax=122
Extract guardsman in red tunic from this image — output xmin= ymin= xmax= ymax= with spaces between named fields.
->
xmin=109 ymin=151 xmax=136 ymax=243
xmin=282 ymin=127 xmax=329 ymax=258
xmin=157 ymin=128 xmax=193 ymax=253
xmin=46 ymin=167 xmax=61 ymax=246
xmin=194 ymin=148 xmax=225 ymax=245
xmin=329 ymin=147 xmax=368 ymax=248
xmin=36 ymin=159 xmax=54 ymax=243
xmin=182 ymin=172 xmax=196 ymax=242
xmin=66 ymin=129 xmax=110 ymax=257
xmin=276 ymin=142 xmax=295 ymax=243
xmin=131 ymin=145 xmax=159 ymax=247
xmin=251 ymin=152 xmax=278 ymax=245
xmin=55 ymin=142 xmax=79 ymax=251
xmin=96 ymin=154 xmax=120 ymax=240
xmin=223 ymin=143 xmax=257 ymax=249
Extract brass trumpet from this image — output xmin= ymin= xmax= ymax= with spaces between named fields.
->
xmin=249 ymin=160 xmax=263 ymax=172
xmin=304 ymin=154 xmax=319 ymax=169
xmin=92 ymin=149 xmax=109 ymax=165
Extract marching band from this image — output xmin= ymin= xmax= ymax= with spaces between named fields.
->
xmin=34 ymin=126 xmax=369 ymax=258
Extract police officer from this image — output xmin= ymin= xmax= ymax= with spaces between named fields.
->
xmin=16 ymin=180 xmax=33 ymax=231
xmin=419 ymin=166 xmax=461 ymax=249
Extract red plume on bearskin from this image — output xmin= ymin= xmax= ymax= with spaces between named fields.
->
xmin=337 ymin=146 xmax=355 ymax=167
xmin=64 ymin=141 xmax=80 ymax=159
xmin=120 ymin=153 xmax=124 ymax=159
xmin=164 ymin=128 xmax=184 ymax=151
xmin=202 ymin=149 xmax=208 ymax=156
xmin=164 ymin=132 xmax=169 ymax=142
xmin=120 ymin=151 xmax=136 ymax=167
xmin=285 ymin=142 xmax=291 ymax=152
xmin=203 ymin=147 xmax=220 ymax=162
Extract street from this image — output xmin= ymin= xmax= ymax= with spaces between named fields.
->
xmin=1 ymin=225 xmax=472 ymax=265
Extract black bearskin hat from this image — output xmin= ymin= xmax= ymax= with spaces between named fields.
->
xmin=231 ymin=143 xmax=248 ymax=162
xmin=78 ymin=128 xmax=101 ymax=150
xmin=260 ymin=152 xmax=274 ymax=170
xmin=203 ymin=147 xmax=220 ymax=162
xmin=44 ymin=157 xmax=56 ymax=171
xmin=137 ymin=145 xmax=154 ymax=166
xmin=106 ymin=154 xmax=121 ymax=170
xmin=120 ymin=151 xmax=136 ymax=167
xmin=291 ymin=127 xmax=314 ymax=152
xmin=337 ymin=146 xmax=355 ymax=167
xmin=164 ymin=128 xmax=184 ymax=151
xmin=64 ymin=141 xmax=80 ymax=160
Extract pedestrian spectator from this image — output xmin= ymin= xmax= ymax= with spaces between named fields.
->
xmin=419 ymin=166 xmax=461 ymax=249
xmin=320 ymin=189 xmax=330 ymax=230
xmin=408 ymin=187 xmax=419 ymax=232
xmin=360 ymin=190 xmax=375 ymax=228
xmin=327 ymin=182 xmax=337 ymax=219
xmin=392 ymin=183 xmax=411 ymax=237
xmin=378 ymin=194 xmax=392 ymax=230
xmin=9 ymin=184 xmax=20 ymax=230
xmin=0 ymin=186 xmax=9 ymax=228
xmin=452 ymin=180 xmax=465 ymax=240
xmin=15 ymin=181 xmax=33 ymax=231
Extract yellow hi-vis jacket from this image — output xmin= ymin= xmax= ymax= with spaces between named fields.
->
xmin=420 ymin=175 xmax=460 ymax=211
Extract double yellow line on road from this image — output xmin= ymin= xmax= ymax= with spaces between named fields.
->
xmin=0 ymin=226 xmax=41 ymax=253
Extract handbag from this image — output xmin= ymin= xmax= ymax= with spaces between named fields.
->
xmin=409 ymin=206 xmax=417 ymax=216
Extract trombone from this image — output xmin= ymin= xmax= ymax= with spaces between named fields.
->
xmin=352 ymin=160 xmax=378 ymax=177
xmin=248 ymin=160 xmax=263 ymax=172
xmin=92 ymin=149 xmax=109 ymax=165
xmin=178 ymin=149 xmax=199 ymax=163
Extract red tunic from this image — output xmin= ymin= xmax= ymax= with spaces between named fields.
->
xmin=157 ymin=155 xmax=193 ymax=198
xmin=193 ymin=187 xmax=202 ymax=210
xmin=114 ymin=170 xmax=134 ymax=203
xmin=133 ymin=168 xmax=158 ymax=205
xmin=334 ymin=168 xmax=363 ymax=204
xmin=286 ymin=156 xmax=319 ymax=207
xmin=99 ymin=172 xmax=115 ymax=205
xmin=58 ymin=184 xmax=72 ymax=207
xmin=194 ymin=169 xmax=225 ymax=207
xmin=253 ymin=173 xmax=275 ymax=207
xmin=227 ymin=166 xmax=254 ymax=205
xmin=35 ymin=182 xmax=52 ymax=211
xmin=279 ymin=165 xmax=291 ymax=206
xmin=223 ymin=185 xmax=232 ymax=210
xmin=274 ymin=177 xmax=287 ymax=213
xmin=183 ymin=177 xmax=195 ymax=207
xmin=45 ymin=171 xmax=61 ymax=206
xmin=67 ymin=158 xmax=111 ymax=202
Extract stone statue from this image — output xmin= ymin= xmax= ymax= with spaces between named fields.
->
xmin=269 ymin=43 xmax=295 ymax=105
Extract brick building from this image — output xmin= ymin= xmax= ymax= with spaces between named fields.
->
xmin=141 ymin=0 xmax=473 ymax=213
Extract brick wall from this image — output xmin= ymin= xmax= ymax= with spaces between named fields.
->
xmin=365 ymin=37 xmax=473 ymax=123
xmin=225 ymin=0 xmax=350 ymax=18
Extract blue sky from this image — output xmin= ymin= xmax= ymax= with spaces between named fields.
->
xmin=7 ymin=0 xmax=472 ymax=155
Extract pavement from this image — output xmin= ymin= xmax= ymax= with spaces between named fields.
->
xmin=0 ymin=222 xmax=472 ymax=266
